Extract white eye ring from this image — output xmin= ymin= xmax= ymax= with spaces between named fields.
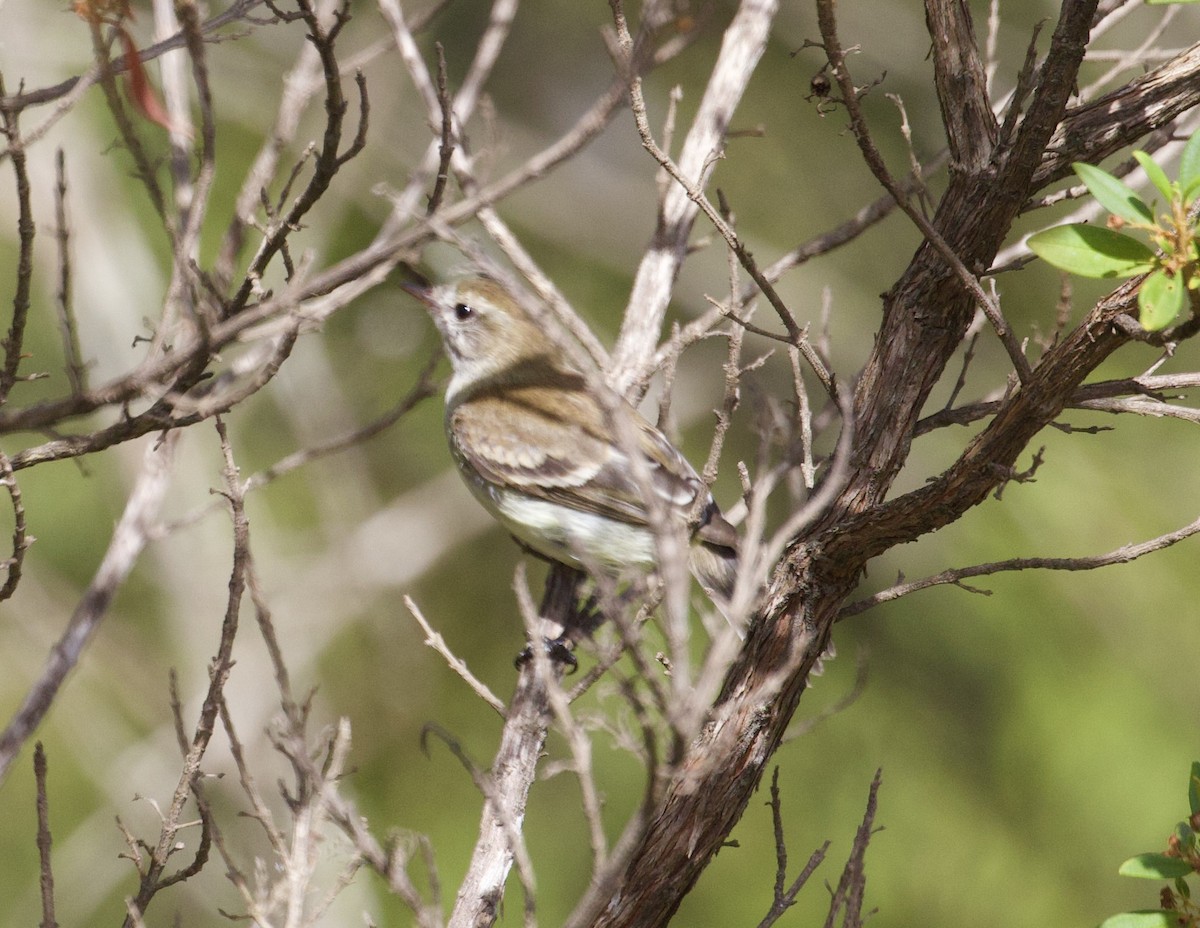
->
xmin=453 ymin=302 xmax=474 ymax=321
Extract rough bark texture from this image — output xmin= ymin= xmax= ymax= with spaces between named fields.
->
xmin=586 ymin=2 xmax=1141 ymax=925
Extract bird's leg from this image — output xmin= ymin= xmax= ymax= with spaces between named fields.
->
xmin=512 ymin=563 xmax=590 ymax=673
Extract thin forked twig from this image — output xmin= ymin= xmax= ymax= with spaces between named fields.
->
xmin=122 ymin=420 xmax=246 ymax=926
xmin=841 ymin=506 xmax=1200 ymax=618
xmin=756 ymin=767 xmax=829 ymax=928
xmin=405 ymin=595 xmax=506 ymax=715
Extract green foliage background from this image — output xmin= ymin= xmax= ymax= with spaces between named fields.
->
xmin=0 ymin=1 xmax=1198 ymax=926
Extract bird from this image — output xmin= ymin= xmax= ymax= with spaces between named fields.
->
xmin=401 ymin=273 xmax=740 ymax=610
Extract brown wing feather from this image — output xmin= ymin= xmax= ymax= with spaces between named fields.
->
xmin=448 ymin=381 xmax=710 ymax=530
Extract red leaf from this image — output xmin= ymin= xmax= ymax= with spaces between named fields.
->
xmin=117 ymin=25 xmax=184 ymax=135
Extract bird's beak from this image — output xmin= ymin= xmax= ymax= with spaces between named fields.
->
xmin=397 ymin=265 xmax=434 ymax=303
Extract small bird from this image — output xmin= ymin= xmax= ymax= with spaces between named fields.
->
xmin=402 ymin=273 xmax=739 ymax=605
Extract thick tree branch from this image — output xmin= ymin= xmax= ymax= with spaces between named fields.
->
xmin=925 ymin=0 xmax=997 ymax=172
xmin=588 ymin=4 xmax=1106 ymax=926
xmin=1031 ymin=41 xmax=1200 ymax=190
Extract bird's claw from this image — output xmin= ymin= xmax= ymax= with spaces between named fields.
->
xmin=514 ymin=636 xmax=578 ymax=673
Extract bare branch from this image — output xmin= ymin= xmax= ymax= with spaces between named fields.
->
xmin=756 ymin=767 xmax=829 ymax=928
xmin=0 ymin=450 xmax=29 ymax=603
xmin=122 ymin=420 xmax=245 ymax=925
xmin=0 ymin=86 xmax=35 ymax=405
xmin=52 ymin=150 xmax=87 ymax=396
xmin=841 ymin=507 xmax=1200 ymax=619
xmin=814 ymin=0 xmax=1032 ymax=382
xmin=925 ymin=0 xmax=997 ymax=172
xmin=0 ymin=434 xmax=178 ymax=786
xmin=822 ymin=769 xmax=882 ymax=928
xmin=34 ymin=743 xmax=57 ymax=928
xmin=406 ymin=595 xmax=506 ymax=716
xmin=607 ymin=0 xmax=822 ymax=395
xmin=426 ymin=42 xmax=454 ymax=215
xmin=448 ymin=566 xmax=583 ymax=928
xmin=1031 ymin=41 xmax=1200 ymax=189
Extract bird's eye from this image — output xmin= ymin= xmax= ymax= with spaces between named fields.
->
xmin=453 ymin=302 xmax=474 ymax=321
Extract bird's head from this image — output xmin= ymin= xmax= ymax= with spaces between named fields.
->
xmin=403 ymin=275 xmax=557 ymax=400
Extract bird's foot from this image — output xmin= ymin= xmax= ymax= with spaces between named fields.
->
xmin=514 ymin=635 xmax=578 ymax=673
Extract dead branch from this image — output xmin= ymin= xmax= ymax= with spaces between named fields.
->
xmin=756 ymin=767 xmax=829 ymax=928
xmin=841 ymin=506 xmax=1200 ymax=618
xmin=0 ymin=434 xmax=178 ymax=785
xmin=34 ymin=743 xmax=57 ymax=928
xmin=121 ymin=421 xmax=245 ymax=926
xmin=0 ymin=83 xmax=34 ymax=405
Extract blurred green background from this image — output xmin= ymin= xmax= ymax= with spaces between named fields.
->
xmin=1 ymin=1 xmax=1198 ymax=926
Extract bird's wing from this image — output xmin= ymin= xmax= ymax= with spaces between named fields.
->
xmin=448 ymin=385 xmax=708 ymax=529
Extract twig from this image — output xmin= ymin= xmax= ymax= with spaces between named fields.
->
xmin=813 ymin=0 xmax=1033 ymax=383
xmin=840 ymin=507 xmax=1200 ymax=618
xmin=916 ymin=369 xmax=1200 ymax=435
xmin=788 ymin=344 xmax=816 ymax=490
xmin=34 ymin=743 xmax=57 ymax=928
xmin=122 ymin=420 xmax=245 ymax=926
xmin=429 ymin=717 xmax=539 ymax=928
xmin=2 ymin=0 xmax=267 ymax=111
xmin=405 ymin=595 xmax=506 ymax=715
xmin=228 ymin=0 xmax=369 ymax=316
xmin=608 ymin=0 xmax=839 ymax=399
xmin=754 ymin=149 xmax=950 ymax=290
xmin=87 ymin=18 xmax=170 ymax=223
xmin=512 ymin=566 xmax=611 ymax=872
xmin=0 ymin=449 xmax=29 ymax=602
xmin=822 ymin=769 xmax=882 ymax=928
xmin=452 ymin=0 xmax=518 ymax=139
xmin=448 ymin=566 xmax=582 ymax=928
xmin=427 ymin=42 xmax=454 ymax=215
xmin=214 ymin=0 xmax=328 ymax=286
xmin=311 ymin=748 xmax=440 ymax=926
xmin=215 ymin=691 xmax=286 ymax=860
xmin=755 ymin=767 xmax=829 ymax=928
xmin=0 ymin=83 xmax=35 ymax=405
xmin=249 ymin=353 xmax=438 ymax=488
xmin=52 ymin=150 xmax=87 ymax=396
xmin=166 ymin=0 xmax=221 ymax=330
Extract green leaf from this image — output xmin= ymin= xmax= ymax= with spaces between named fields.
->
xmin=1119 ymin=852 xmax=1195 ymax=879
xmin=1074 ymin=163 xmax=1154 ymax=224
xmin=1098 ymin=912 xmax=1178 ymax=928
xmin=1183 ymin=175 xmax=1200 ymax=205
xmin=1099 ymin=912 xmax=1180 ymax=928
xmin=1139 ymin=270 xmax=1186 ymax=331
xmin=1189 ymin=760 xmax=1199 ymax=815
xmin=1147 ymin=0 xmax=1200 ymax=6
xmin=1134 ymin=150 xmax=1175 ymax=203
xmin=1028 ymin=224 xmax=1156 ymax=278
xmin=1180 ymin=132 xmax=1200 ymax=202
